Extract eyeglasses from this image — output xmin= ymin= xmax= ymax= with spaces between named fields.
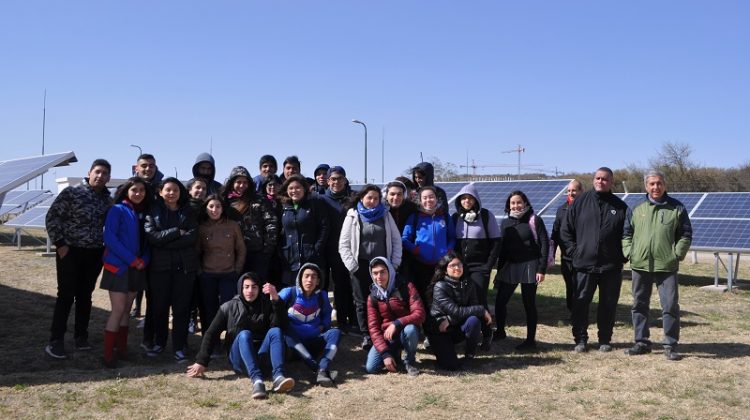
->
xmin=329 ymin=176 xmax=344 ymax=182
xmin=448 ymin=263 xmax=463 ymax=269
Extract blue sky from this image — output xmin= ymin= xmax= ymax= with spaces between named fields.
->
xmin=2 ymin=1 xmax=748 ymax=187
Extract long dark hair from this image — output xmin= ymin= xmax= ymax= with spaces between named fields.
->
xmin=425 ymin=251 xmax=462 ymax=306
xmin=504 ymin=190 xmax=532 ymax=214
xmin=158 ymin=177 xmax=189 ymax=207
xmin=277 ymin=174 xmax=309 ymax=205
xmin=114 ymin=177 xmax=153 ymax=210
xmin=200 ymin=194 xmax=229 ymax=223
xmin=222 ymin=173 xmax=257 ymax=204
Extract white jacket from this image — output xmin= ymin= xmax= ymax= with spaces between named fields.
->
xmin=338 ymin=208 xmax=402 ymax=273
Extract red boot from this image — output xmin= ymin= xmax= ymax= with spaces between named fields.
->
xmin=103 ymin=329 xmax=118 ymax=368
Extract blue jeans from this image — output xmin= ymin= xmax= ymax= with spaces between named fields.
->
xmin=284 ymin=329 xmax=341 ymax=371
xmin=229 ymin=328 xmax=286 ymax=381
xmin=365 ymin=324 xmax=419 ymax=373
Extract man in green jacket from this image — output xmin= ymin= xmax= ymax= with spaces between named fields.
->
xmin=622 ymin=170 xmax=692 ymax=361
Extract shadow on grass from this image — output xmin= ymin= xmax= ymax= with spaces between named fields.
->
xmin=678 ymin=342 xmax=750 ymax=359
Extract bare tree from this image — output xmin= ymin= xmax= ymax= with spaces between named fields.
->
xmin=402 ymin=157 xmax=460 ymax=181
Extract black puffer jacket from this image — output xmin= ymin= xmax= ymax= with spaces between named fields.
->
xmin=560 ymin=190 xmax=627 ymax=273
xmin=144 ymin=201 xmax=199 ymax=272
xmin=429 ymin=276 xmax=484 ymax=333
xmin=194 ymin=275 xmax=287 ymax=366
xmin=224 ymin=166 xmax=279 ymax=254
xmin=279 ymin=196 xmax=328 ymax=272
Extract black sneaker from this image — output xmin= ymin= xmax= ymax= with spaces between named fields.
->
xmin=664 ymin=347 xmax=683 ymax=361
xmin=404 ymin=363 xmax=420 ymax=377
xmin=130 ymin=307 xmax=141 ymax=319
xmin=316 ymin=369 xmax=334 ymax=387
xmin=361 ymin=335 xmax=373 ymax=351
xmin=272 ymin=376 xmax=295 ymax=393
xmin=515 ymin=340 xmax=537 ymax=352
xmin=174 ymin=350 xmax=188 ymax=363
xmin=146 ymin=345 xmax=164 ymax=357
xmin=625 ymin=343 xmax=652 ymax=356
xmin=574 ymin=342 xmax=588 ymax=353
xmin=75 ymin=338 xmax=92 ymax=351
xmin=599 ymin=343 xmax=613 ymax=353
xmin=480 ymin=330 xmax=493 ymax=351
xmin=140 ymin=341 xmax=153 ymax=352
xmin=492 ymin=329 xmax=507 ymax=341
xmin=252 ymin=381 xmax=267 ymax=399
xmin=45 ymin=340 xmax=67 ymax=359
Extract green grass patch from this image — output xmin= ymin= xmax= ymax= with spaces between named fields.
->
xmin=414 ymin=393 xmax=448 ymax=411
xmin=194 ymin=397 xmax=219 ymax=408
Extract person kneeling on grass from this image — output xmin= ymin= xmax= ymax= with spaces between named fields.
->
xmin=186 ymin=272 xmax=295 ymax=400
xmin=365 ymin=257 xmax=425 ymax=376
xmin=279 ymin=263 xmax=341 ymax=387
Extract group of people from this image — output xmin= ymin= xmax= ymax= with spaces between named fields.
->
xmin=42 ymin=153 xmax=692 ymax=397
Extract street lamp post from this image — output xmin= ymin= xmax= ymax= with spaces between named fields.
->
xmin=130 ymin=144 xmax=143 ymax=176
xmin=352 ymin=119 xmax=367 ymax=184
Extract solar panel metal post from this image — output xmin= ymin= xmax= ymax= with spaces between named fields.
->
xmin=728 ymin=253 xmax=734 ymax=292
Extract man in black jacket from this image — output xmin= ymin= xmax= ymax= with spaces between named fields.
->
xmin=560 ymin=168 xmax=627 ymax=353
xmin=186 ymin=272 xmax=294 ymax=399
xmin=550 ymin=180 xmax=583 ymax=313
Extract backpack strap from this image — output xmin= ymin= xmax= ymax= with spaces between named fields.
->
xmin=529 ymin=214 xmax=539 ymax=244
xmin=480 ymin=208 xmax=490 ymax=240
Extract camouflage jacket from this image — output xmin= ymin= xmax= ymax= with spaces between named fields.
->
xmin=45 ymin=180 xmax=113 ymax=249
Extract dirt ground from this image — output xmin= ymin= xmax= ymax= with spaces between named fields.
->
xmin=0 ymin=241 xmax=748 ymax=419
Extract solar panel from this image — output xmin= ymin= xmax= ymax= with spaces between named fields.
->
xmin=690 ymin=193 xmax=750 ymax=219
xmin=0 ymin=190 xmax=51 ymax=217
xmin=690 ymin=219 xmax=750 ymax=250
xmin=0 ymin=152 xmax=77 ymax=195
xmin=668 ymin=193 xmax=704 ymax=213
xmin=4 ymin=195 xmax=56 ymax=229
xmin=435 ymin=182 xmax=469 ymax=203
xmin=470 ymin=180 xmax=570 ymax=219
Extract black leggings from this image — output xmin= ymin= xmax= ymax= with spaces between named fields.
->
xmin=494 ymin=282 xmax=538 ymax=341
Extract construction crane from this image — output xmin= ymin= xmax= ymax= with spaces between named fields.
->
xmin=502 ymin=145 xmax=526 ymax=179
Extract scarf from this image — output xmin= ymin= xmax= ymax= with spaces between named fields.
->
xmin=326 ymin=186 xmax=352 ymax=201
xmin=509 ymin=206 xmax=530 ymax=220
xmin=228 ymin=191 xmax=243 ymax=200
xmin=357 ymin=201 xmax=386 ymax=223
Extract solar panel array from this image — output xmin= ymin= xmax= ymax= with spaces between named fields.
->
xmin=4 ymin=195 xmax=56 ymax=229
xmin=0 ymin=190 xmax=52 ymax=217
xmin=0 ymin=152 xmax=77 ymax=195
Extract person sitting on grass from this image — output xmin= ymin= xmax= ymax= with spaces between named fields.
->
xmin=186 ymin=272 xmax=294 ymax=400
xmin=425 ymin=252 xmax=491 ymax=371
xmin=365 ymin=257 xmax=425 ymax=376
xmin=279 ymin=263 xmax=341 ymax=387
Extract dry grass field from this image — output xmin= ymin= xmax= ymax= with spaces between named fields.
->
xmin=0 ymin=238 xmax=749 ymax=419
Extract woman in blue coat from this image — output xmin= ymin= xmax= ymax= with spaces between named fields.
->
xmin=100 ymin=177 xmax=152 ymax=367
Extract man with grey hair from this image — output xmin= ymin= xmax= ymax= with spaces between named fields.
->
xmin=560 ymin=167 xmax=627 ymax=353
xmin=622 ymin=170 xmax=692 ymax=361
